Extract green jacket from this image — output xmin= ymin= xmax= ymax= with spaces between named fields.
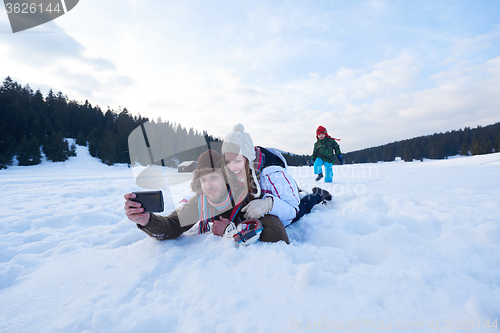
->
xmin=312 ymin=137 xmax=342 ymax=164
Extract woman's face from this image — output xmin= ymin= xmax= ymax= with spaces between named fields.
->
xmin=225 ymin=154 xmax=247 ymax=179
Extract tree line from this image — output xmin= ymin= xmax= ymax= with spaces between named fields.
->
xmin=0 ymin=76 xmax=219 ymax=169
xmin=2 ymin=76 xmax=499 ymax=169
xmin=281 ymin=152 xmax=311 ymax=167
xmin=343 ymin=122 xmax=500 ymax=164
xmin=0 ymin=76 xmax=311 ymax=169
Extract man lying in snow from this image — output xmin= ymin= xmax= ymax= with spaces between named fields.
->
xmin=125 ymin=149 xmax=290 ymax=245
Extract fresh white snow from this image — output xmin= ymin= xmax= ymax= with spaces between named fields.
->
xmin=1 ymin=144 xmax=499 ymax=332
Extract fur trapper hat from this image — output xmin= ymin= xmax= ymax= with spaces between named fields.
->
xmin=190 ymin=149 xmax=223 ymax=194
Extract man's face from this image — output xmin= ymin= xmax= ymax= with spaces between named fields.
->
xmin=200 ymin=170 xmax=228 ymax=203
xmin=318 ymin=133 xmax=326 ymax=140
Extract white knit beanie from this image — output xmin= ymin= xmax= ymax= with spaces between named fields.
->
xmin=222 ymin=124 xmax=261 ymax=197
xmin=222 ymin=124 xmax=255 ymax=162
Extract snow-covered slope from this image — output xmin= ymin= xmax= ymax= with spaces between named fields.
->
xmin=1 ymin=146 xmax=499 ymax=332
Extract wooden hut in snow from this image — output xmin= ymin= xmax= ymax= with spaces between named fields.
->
xmin=177 ymin=161 xmax=196 ymax=173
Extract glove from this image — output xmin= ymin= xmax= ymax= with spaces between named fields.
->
xmin=233 ymin=219 xmax=263 ymax=245
xmin=223 ymin=221 xmax=237 ymax=238
xmin=309 ymin=159 xmax=314 ymax=167
xmin=241 ymin=197 xmax=273 ymax=219
xmin=338 ymin=155 xmax=344 ymax=165
xmin=174 ymin=199 xmax=188 ymax=212
xmin=212 ymin=217 xmax=232 ymax=237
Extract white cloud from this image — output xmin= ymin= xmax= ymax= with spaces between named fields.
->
xmin=227 ymin=54 xmax=500 ymax=154
xmin=332 ymin=56 xmax=500 ymax=151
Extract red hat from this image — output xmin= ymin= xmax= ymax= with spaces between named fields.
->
xmin=316 ymin=126 xmax=341 ymax=141
xmin=316 ymin=126 xmax=328 ymax=139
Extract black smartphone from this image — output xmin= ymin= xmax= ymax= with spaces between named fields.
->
xmin=131 ymin=191 xmax=164 ymax=213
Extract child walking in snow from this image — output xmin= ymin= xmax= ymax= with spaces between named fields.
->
xmin=311 ymin=126 xmax=343 ymax=182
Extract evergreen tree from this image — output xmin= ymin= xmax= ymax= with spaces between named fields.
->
xmin=16 ymin=136 xmax=31 ymax=166
xmin=98 ymin=132 xmax=117 ymax=165
xmin=32 ymin=89 xmax=46 ymax=117
xmin=76 ymin=131 xmax=86 ymax=146
xmin=414 ymin=145 xmax=423 ymax=161
xmin=88 ymin=138 xmax=99 ymax=158
xmin=462 ymin=127 xmax=472 ymax=149
xmin=495 ymin=133 xmax=500 ymax=153
xmin=435 ymin=143 xmax=445 ymax=159
xmin=381 ymin=146 xmax=395 ymax=161
xmin=115 ymin=108 xmax=135 ymax=164
xmin=43 ymin=133 xmax=70 ymax=162
xmin=30 ymin=109 xmax=44 ymax=140
xmin=484 ymin=140 xmax=493 ymax=154
xmin=17 ymin=136 xmax=42 ymax=166
xmin=460 ymin=143 xmax=469 ymax=156
xmin=0 ymin=134 xmax=16 ymax=169
xmin=470 ymin=140 xmax=484 ymax=156
xmin=29 ymin=136 xmax=42 ymax=165
xmin=403 ymin=147 xmax=413 ymax=162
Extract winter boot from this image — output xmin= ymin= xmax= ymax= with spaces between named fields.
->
xmin=312 ymin=187 xmax=332 ymax=201
xmin=290 ymin=188 xmax=331 ymax=224
xmin=315 ymin=173 xmax=323 ymax=181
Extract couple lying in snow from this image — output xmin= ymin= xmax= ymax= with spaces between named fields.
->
xmin=125 ymin=124 xmax=332 ymax=245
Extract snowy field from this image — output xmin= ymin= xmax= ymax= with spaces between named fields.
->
xmin=1 ymin=144 xmax=499 ymax=332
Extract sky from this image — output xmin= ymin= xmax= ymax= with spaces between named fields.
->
xmin=1 ymin=0 xmax=500 ymax=154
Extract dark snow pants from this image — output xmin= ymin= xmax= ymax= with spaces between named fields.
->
xmin=290 ymin=192 xmax=323 ymax=224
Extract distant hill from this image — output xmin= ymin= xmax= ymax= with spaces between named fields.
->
xmin=343 ymin=122 xmax=500 ymax=164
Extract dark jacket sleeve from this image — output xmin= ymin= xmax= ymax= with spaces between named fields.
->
xmin=311 ymin=141 xmax=319 ymax=160
xmin=137 ymin=195 xmax=200 ymax=240
xmin=331 ymin=138 xmax=342 ymax=156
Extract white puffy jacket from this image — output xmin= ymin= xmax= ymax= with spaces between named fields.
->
xmin=256 ymin=147 xmax=300 ymax=227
